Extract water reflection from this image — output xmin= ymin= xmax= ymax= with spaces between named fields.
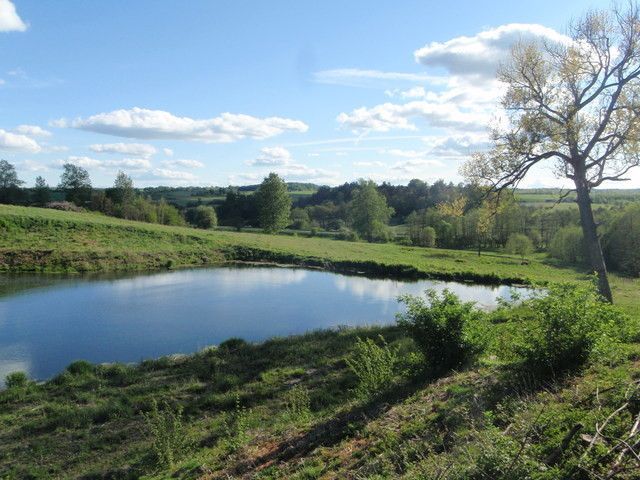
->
xmin=0 ymin=265 xmax=529 ymax=385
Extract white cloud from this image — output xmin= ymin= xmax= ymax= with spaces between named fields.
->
xmin=0 ymin=129 xmax=41 ymax=153
xmin=0 ymin=79 xmax=5 ymax=85
xmin=11 ymin=125 xmax=52 ymax=137
xmin=307 ymin=153 xmax=320 ymax=157
xmin=17 ymin=159 xmax=49 ymax=172
xmin=414 ymin=23 xmax=569 ymax=81
xmin=245 ymin=146 xmax=293 ymax=167
xmin=52 ymin=156 xmax=152 ymax=170
xmin=337 ymin=101 xmax=489 ymax=133
xmin=354 ymin=161 xmax=385 ymax=167
xmin=234 ymin=147 xmax=340 ymax=184
xmin=162 ymin=148 xmax=174 ymax=156
xmin=390 ymin=158 xmax=444 ymax=174
xmin=0 ymin=0 xmax=27 ymax=32
xmin=88 ymin=142 xmax=157 ymax=159
xmin=162 ymin=159 xmax=205 ymax=169
xmin=48 ymin=118 xmax=69 ymax=128
xmin=423 ymin=134 xmax=490 ymax=158
xmin=145 ymin=168 xmax=199 ymax=181
xmin=65 ymin=107 xmax=309 ymax=142
xmin=314 ymin=69 xmax=447 ymax=88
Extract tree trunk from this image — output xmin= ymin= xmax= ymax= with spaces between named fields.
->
xmin=574 ymin=179 xmax=613 ymax=303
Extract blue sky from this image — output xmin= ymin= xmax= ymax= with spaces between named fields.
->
xmin=3 ymin=0 xmax=635 ymax=189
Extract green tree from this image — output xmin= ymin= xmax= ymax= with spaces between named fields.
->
xmin=347 ymin=179 xmax=394 ymax=242
xmin=257 ymin=172 xmax=291 ymax=233
xmin=32 ymin=176 xmax=51 ymax=207
xmin=112 ymin=170 xmax=135 ymax=205
xmin=463 ymin=5 xmax=640 ymax=302
xmin=58 ymin=163 xmax=92 ymax=206
xmin=0 ymin=159 xmax=25 ymax=204
xmin=193 ymin=205 xmax=217 ymax=229
xmin=505 ymin=233 xmax=534 ymax=262
xmin=603 ymin=202 xmax=640 ymax=277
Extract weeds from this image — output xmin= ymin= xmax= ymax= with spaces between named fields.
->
xmin=283 ymin=384 xmax=311 ymax=423
xmin=346 ymin=335 xmax=398 ymax=399
xmin=144 ymin=399 xmax=191 ymax=469
xmin=223 ymin=394 xmax=252 ymax=452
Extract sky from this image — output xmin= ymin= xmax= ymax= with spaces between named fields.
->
xmin=2 ymin=0 xmax=637 ymax=189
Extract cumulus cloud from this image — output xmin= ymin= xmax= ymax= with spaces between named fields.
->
xmin=0 ymin=129 xmax=41 ymax=153
xmin=337 ymin=101 xmax=489 ymax=133
xmin=234 ymin=147 xmax=340 ymax=184
xmin=48 ymin=118 xmax=69 ymax=128
xmin=390 ymin=158 xmax=444 ymax=174
xmin=51 ymin=156 xmax=152 ymax=170
xmin=11 ymin=125 xmax=52 ymax=137
xmin=162 ymin=148 xmax=174 ymax=156
xmin=245 ymin=147 xmax=292 ymax=167
xmin=89 ymin=142 xmax=158 ymax=159
xmin=16 ymin=159 xmax=49 ymax=172
xmin=162 ymin=159 xmax=205 ymax=169
xmin=0 ymin=0 xmax=27 ymax=32
xmin=143 ymin=168 xmax=199 ymax=182
xmin=64 ymin=107 xmax=308 ymax=143
xmin=424 ymin=134 xmax=490 ymax=158
xmin=414 ymin=23 xmax=569 ymax=81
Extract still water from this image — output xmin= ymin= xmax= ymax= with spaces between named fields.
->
xmin=0 ymin=264 xmax=526 ymax=384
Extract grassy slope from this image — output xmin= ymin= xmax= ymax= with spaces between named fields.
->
xmin=1 ymin=205 xmax=639 ymax=479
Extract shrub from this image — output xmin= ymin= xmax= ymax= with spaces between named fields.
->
xmin=396 ymin=289 xmax=487 ymax=377
xmin=5 ymin=371 xmax=28 ymax=388
xmin=144 ymin=399 xmax=191 ymax=469
xmin=346 ymin=335 xmax=398 ymax=399
xmin=67 ymin=359 xmax=94 ymax=376
xmin=223 ymin=394 xmax=251 ymax=452
xmin=283 ymin=385 xmax=311 ymax=422
xmin=512 ymin=279 xmax=632 ymax=376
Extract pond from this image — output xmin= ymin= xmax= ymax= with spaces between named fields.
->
xmin=0 ymin=264 xmax=528 ymax=385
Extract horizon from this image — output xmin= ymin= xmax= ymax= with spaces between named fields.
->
xmin=2 ymin=0 xmax=639 ymax=190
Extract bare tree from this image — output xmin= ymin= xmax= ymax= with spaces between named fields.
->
xmin=463 ymin=4 xmax=640 ymax=302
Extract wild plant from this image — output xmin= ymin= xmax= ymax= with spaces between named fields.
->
xmin=283 ymin=384 xmax=311 ymax=422
xmin=144 ymin=399 xmax=191 ymax=469
xmin=346 ymin=335 xmax=398 ymax=399
xmin=223 ymin=394 xmax=251 ymax=452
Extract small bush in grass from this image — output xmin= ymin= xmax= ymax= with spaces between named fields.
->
xmin=346 ymin=335 xmax=398 ymax=399
xmin=283 ymin=384 xmax=311 ymax=422
xmin=512 ymin=278 xmax=633 ymax=377
xmin=144 ymin=399 xmax=191 ymax=469
xmin=5 ymin=371 xmax=28 ymax=388
xmin=223 ymin=394 xmax=251 ymax=452
xmin=396 ymin=289 xmax=487 ymax=378
xmin=67 ymin=359 xmax=94 ymax=376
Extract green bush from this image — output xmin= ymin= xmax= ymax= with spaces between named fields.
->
xmin=67 ymin=359 xmax=94 ymax=376
xmin=346 ymin=335 xmax=398 ymax=399
xmin=512 ymin=279 xmax=632 ymax=376
xmin=223 ymin=394 xmax=252 ymax=452
xmin=5 ymin=371 xmax=28 ymax=388
xmin=396 ymin=289 xmax=487 ymax=377
xmin=144 ymin=399 xmax=191 ymax=469
xmin=283 ymin=384 xmax=311 ymax=423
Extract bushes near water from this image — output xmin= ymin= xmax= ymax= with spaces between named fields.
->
xmin=396 ymin=289 xmax=488 ymax=377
